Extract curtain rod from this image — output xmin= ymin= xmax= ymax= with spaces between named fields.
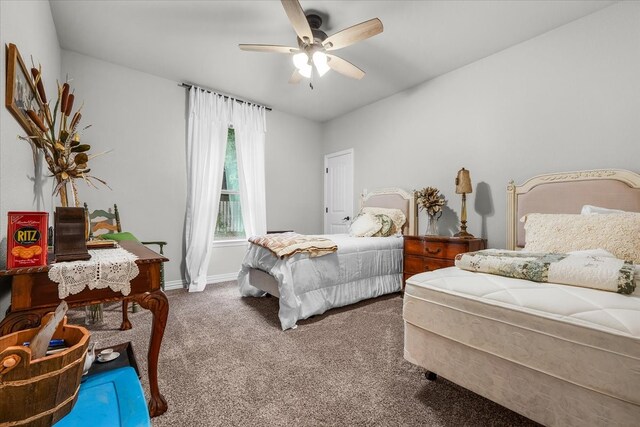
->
xmin=179 ymin=83 xmax=272 ymax=111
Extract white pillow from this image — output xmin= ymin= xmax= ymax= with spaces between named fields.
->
xmin=581 ymin=205 xmax=626 ymax=215
xmin=360 ymin=207 xmax=406 ymax=232
xmin=349 ymin=213 xmax=382 ymax=237
xmin=524 ymin=213 xmax=640 ymax=263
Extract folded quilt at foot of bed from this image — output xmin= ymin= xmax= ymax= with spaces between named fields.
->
xmin=454 ymin=249 xmax=636 ymax=294
xmin=249 ymin=232 xmax=338 ymax=259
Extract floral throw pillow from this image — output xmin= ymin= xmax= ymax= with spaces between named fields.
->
xmin=361 ymin=207 xmax=406 ymax=232
xmin=372 ymin=214 xmax=396 ymax=237
xmin=349 ymin=212 xmax=382 ymax=237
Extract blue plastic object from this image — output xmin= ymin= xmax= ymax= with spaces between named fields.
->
xmin=56 ymin=367 xmax=150 ymax=427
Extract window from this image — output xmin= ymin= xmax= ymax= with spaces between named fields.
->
xmin=214 ymin=128 xmax=245 ymax=240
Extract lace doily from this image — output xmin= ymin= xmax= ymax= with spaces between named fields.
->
xmin=49 ymin=247 xmax=140 ymax=299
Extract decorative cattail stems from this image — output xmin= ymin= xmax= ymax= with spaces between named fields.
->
xmin=65 ymin=94 xmax=74 ymax=117
xmin=44 ymin=107 xmax=53 ymax=128
xmin=60 ymin=83 xmax=70 ymax=113
xmin=70 ymin=112 xmax=82 ymax=130
xmin=26 ymin=110 xmax=47 ymax=132
xmin=30 ymin=68 xmax=47 ymax=104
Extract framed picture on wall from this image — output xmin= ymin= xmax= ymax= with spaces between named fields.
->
xmin=5 ymin=43 xmax=42 ymax=135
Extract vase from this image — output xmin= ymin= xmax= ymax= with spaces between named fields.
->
xmin=56 ymin=176 xmax=69 ymax=207
xmin=426 ymin=215 xmax=439 ymax=236
xmin=85 ymin=303 xmax=104 ymax=326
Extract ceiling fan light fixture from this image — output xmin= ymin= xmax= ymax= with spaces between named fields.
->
xmin=293 ymin=52 xmax=309 ymax=70
xmin=313 ymin=51 xmax=330 ymax=77
xmin=240 ymin=0 xmax=384 ymax=83
xmin=298 ymin=64 xmax=312 ymax=78
xmin=293 ymin=51 xmax=312 ymax=78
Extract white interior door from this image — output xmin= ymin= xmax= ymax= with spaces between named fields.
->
xmin=324 ymin=149 xmax=354 ymax=234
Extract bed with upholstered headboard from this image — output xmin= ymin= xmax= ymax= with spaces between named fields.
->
xmin=361 ymin=187 xmax=417 ymax=235
xmin=507 ymin=168 xmax=640 ymax=249
xmin=403 ymin=169 xmax=640 ymax=427
xmin=238 ymin=187 xmax=415 ymax=330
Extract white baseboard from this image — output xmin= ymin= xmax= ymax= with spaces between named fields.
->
xmin=208 ymin=272 xmax=240 ymax=283
xmin=163 ymin=272 xmax=239 ymax=291
xmin=163 ymin=279 xmax=187 ymax=291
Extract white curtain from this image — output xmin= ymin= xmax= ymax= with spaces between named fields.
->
xmin=185 ymin=87 xmax=231 ymax=292
xmin=234 ymin=103 xmax=267 ymax=238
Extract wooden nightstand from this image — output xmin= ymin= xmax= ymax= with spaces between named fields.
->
xmin=403 ymin=235 xmax=486 ymax=285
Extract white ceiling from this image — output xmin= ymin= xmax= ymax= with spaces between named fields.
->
xmin=50 ymin=0 xmax=615 ymax=122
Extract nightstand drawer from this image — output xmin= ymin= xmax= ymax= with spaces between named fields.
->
xmin=402 ymin=235 xmax=486 ymax=291
xmin=404 ymin=255 xmax=452 ymax=275
xmin=405 ymin=238 xmax=480 ymax=259
xmin=404 ymin=239 xmax=447 ymax=258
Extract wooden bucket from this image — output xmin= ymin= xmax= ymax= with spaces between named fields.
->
xmin=0 ymin=314 xmax=90 ymax=427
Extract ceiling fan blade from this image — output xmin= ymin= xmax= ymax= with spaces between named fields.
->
xmin=326 ymin=55 xmax=365 ymax=80
xmin=239 ymin=44 xmax=298 ymax=54
xmin=281 ymin=0 xmax=313 ymax=44
xmin=323 ymin=18 xmax=383 ymax=51
xmin=289 ymin=69 xmax=303 ymax=84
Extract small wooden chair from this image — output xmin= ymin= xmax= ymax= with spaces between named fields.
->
xmin=84 ymin=203 xmax=167 ymax=330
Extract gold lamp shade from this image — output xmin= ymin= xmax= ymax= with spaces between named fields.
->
xmin=455 ymin=168 xmax=472 ymax=194
xmin=454 ymin=167 xmax=474 ymax=238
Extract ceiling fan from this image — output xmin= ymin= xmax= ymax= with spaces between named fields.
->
xmin=239 ymin=0 xmax=383 ymax=84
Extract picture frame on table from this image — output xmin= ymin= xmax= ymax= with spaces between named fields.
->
xmin=5 ymin=43 xmax=42 ymax=135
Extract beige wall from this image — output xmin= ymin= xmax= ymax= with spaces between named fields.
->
xmin=61 ymin=50 xmax=187 ymax=286
xmin=0 ymin=0 xmax=61 ymax=315
xmin=264 ymin=110 xmax=324 ymax=235
xmin=322 ymin=1 xmax=640 ymax=249
xmin=61 ymin=51 xmax=324 ymax=287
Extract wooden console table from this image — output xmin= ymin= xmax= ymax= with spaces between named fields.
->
xmin=0 ymin=241 xmax=169 ymax=417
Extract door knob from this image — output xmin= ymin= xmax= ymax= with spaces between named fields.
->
xmin=343 ymin=216 xmax=350 ymax=221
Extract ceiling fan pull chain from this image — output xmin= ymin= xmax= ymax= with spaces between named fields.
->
xmin=309 ymin=67 xmax=315 ymax=90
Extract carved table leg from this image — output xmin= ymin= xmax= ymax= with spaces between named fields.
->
xmin=120 ymin=299 xmax=132 ymax=331
xmin=0 ymin=309 xmax=50 ymax=335
xmin=132 ymin=289 xmax=169 ymax=417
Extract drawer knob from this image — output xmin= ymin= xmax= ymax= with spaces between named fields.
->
xmin=426 ymin=247 xmax=441 ymax=255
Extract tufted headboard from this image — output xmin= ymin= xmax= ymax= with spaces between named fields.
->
xmin=506 ymin=169 xmax=640 ymax=250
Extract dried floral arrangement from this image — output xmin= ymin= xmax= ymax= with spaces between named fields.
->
xmin=414 ymin=187 xmax=446 ymax=218
xmin=21 ymin=67 xmax=108 ymax=207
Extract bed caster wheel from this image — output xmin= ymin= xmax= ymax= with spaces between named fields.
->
xmin=425 ymin=371 xmax=437 ymax=381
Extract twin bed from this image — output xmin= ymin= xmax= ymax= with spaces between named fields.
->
xmin=238 ymin=188 xmax=416 ymax=330
xmin=404 ymin=169 xmax=640 ymax=426
xmin=238 ymin=169 xmax=640 ymax=426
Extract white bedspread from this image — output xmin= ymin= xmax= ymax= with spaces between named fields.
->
xmin=238 ymin=234 xmax=403 ymax=330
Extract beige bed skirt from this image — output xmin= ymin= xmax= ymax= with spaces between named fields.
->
xmin=403 ymin=288 xmax=640 ymax=426
xmin=404 ymin=322 xmax=640 ymax=426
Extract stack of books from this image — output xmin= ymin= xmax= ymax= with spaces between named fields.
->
xmin=23 ymin=339 xmax=69 ymax=356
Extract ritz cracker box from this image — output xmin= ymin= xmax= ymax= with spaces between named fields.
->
xmin=7 ymin=211 xmax=48 ymax=269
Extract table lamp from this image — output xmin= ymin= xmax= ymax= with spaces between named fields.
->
xmin=454 ymin=167 xmax=474 ymax=238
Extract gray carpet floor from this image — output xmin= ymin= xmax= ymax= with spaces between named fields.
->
xmin=71 ymin=281 xmax=538 ymax=426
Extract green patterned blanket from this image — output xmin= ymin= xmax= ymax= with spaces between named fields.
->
xmin=454 ymin=249 xmax=636 ymax=295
